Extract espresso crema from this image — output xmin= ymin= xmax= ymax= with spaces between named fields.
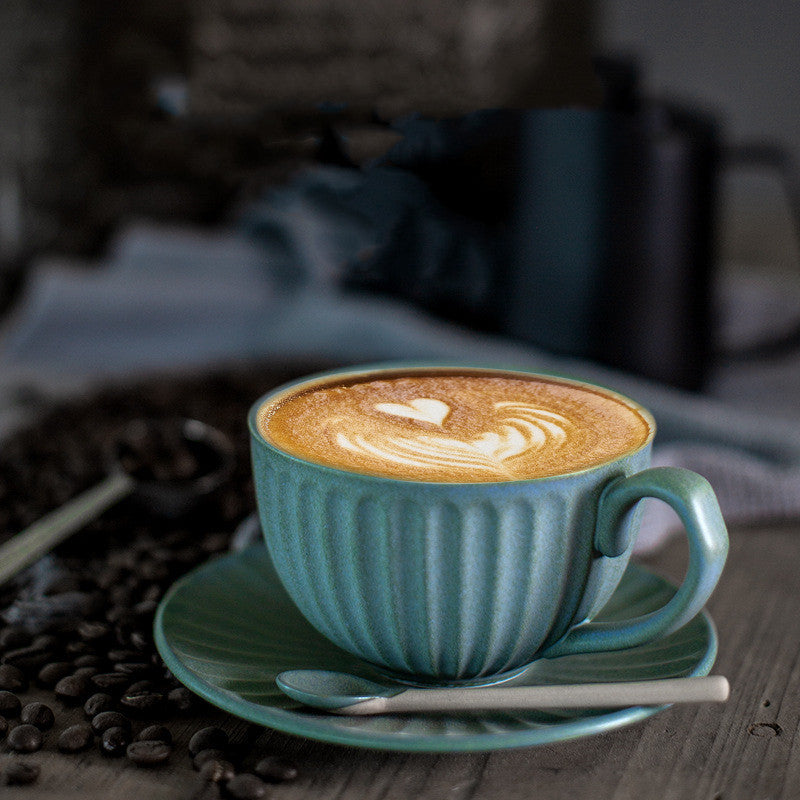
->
xmin=258 ymin=372 xmax=652 ymax=482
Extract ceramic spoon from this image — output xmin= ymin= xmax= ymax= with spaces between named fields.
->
xmin=276 ymin=670 xmax=730 ymax=715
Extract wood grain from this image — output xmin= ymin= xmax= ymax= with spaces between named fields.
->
xmin=2 ymin=523 xmax=798 ymax=799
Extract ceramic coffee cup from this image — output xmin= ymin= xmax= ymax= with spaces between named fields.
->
xmin=248 ymin=364 xmax=728 ymax=683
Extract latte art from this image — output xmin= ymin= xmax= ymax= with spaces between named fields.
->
xmin=374 ymin=397 xmax=450 ymax=426
xmin=334 ymin=400 xmax=572 ymax=478
xmin=259 ymin=372 xmax=652 ymax=482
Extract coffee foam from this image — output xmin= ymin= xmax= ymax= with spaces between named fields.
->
xmin=259 ymin=373 xmax=652 ymax=482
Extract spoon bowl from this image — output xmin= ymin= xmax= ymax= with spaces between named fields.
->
xmin=277 ymin=671 xmax=399 ymax=711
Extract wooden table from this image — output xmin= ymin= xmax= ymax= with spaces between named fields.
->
xmin=2 ymin=522 xmax=797 ymax=800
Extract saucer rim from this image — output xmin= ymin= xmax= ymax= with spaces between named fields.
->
xmin=154 ymin=548 xmax=718 ymax=753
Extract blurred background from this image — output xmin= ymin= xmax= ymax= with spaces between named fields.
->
xmin=2 ymin=0 xmax=800 ymax=554
xmin=0 ymin=0 xmax=798 ymax=400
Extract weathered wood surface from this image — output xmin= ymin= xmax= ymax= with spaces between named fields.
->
xmin=2 ymin=523 xmax=798 ymax=800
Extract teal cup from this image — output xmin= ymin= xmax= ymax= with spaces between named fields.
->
xmin=249 ymin=364 xmax=728 ymax=684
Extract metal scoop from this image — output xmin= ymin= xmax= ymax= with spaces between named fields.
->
xmin=0 ymin=417 xmax=235 ymax=586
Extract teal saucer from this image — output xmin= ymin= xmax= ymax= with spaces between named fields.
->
xmin=154 ymin=546 xmax=718 ymax=753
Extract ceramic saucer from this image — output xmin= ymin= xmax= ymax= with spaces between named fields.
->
xmin=154 ymin=546 xmax=718 ymax=753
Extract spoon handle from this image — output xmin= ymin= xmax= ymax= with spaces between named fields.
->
xmin=0 ymin=472 xmax=135 ymax=586
xmin=342 ymin=676 xmax=730 ymax=715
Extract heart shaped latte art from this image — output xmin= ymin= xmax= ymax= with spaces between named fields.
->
xmin=334 ymin=398 xmax=571 ymax=479
xmin=373 ymin=398 xmax=450 ymax=427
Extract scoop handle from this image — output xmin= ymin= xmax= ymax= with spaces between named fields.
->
xmin=345 ymin=675 xmax=730 ymax=715
xmin=0 ymin=472 xmax=134 ymax=586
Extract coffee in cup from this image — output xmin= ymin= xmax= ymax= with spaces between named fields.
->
xmin=259 ymin=371 xmax=651 ymax=482
xmin=249 ymin=364 xmax=728 ymax=683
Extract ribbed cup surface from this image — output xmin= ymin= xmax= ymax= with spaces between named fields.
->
xmin=253 ymin=443 xmax=649 ymax=681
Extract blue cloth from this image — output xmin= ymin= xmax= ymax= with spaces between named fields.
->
xmin=2 ymin=167 xmax=800 ymax=552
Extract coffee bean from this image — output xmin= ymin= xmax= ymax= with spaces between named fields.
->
xmin=65 ymin=640 xmax=92 ymax=657
xmin=3 ymin=760 xmax=40 ymax=785
xmin=126 ymin=739 xmax=172 ymax=766
xmin=198 ymin=758 xmax=235 ymax=784
xmin=0 ymin=714 xmax=7 ymax=738
xmin=137 ymin=724 xmax=173 ymax=745
xmin=92 ymin=710 xmax=132 ymax=734
xmin=113 ymin=627 xmax=133 ymax=649
xmin=107 ymin=604 xmax=134 ymax=625
xmin=73 ymin=665 xmax=100 ymax=679
xmin=107 ymin=649 xmax=139 ymax=663
xmin=100 ymin=725 xmax=131 ymax=757
xmin=32 ymin=633 xmax=60 ymax=650
xmin=0 ymin=663 xmax=28 ymax=692
xmin=129 ymin=630 xmax=152 ymax=651
xmin=0 ymin=690 xmax=21 ymax=717
xmin=254 ymin=755 xmax=299 ymax=783
xmin=77 ymin=620 xmax=111 ymax=642
xmin=225 ymin=774 xmax=267 ymax=800
xmin=126 ymin=679 xmax=156 ymax=694
xmin=58 ymin=723 xmax=94 ymax=753
xmin=141 ymin=584 xmax=163 ymax=603
xmin=8 ymin=723 xmax=43 ymax=753
xmin=132 ymin=599 xmax=158 ymax=618
xmin=189 ymin=726 xmax=229 ymax=756
xmin=114 ymin=661 xmax=152 ymax=676
xmin=120 ymin=689 xmax=165 ymax=716
xmin=55 ymin=673 xmax=90 ymax=703
xmin=73 ymin=653 xmax=101 ymax=668
xmin=91 ymin=672 xmax=129 ymax=691
xmin=96 ymin=566 xmax=125 ymax=590
xmin=84 ymin=692 xmax=115 ymax=717
xmin=139 ymin=561 xmax=169 ymax=583
xmin=38 ymin=661 xmax=73 ymax=687
xmin=168 ymin=686 xmax=195 ymax=712
xmin=0 ymin=626 xmax=29 ymax=650
xmin=20 ymin=702 xmax=55 ymax=731
xmin=2 ymin=646 xmax=54 ymax=671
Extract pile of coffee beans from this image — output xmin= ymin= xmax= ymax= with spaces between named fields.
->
xmin=114 ymin=417 xmax=228 ymax=485
xmin=0 ymin=361 xmax=326 ymax=789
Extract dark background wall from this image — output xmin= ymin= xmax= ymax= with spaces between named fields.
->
xmin=599 ymin=0 xmax=800 ymax=154
xmin=1 ymin=0 xmax=797 ymax=283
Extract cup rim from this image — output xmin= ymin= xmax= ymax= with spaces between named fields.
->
xmin=248 ymin=361 xmax=656 ymax=486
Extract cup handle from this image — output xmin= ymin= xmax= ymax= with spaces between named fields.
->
xmin=541 ymin=467 xmax=728 ymax=659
